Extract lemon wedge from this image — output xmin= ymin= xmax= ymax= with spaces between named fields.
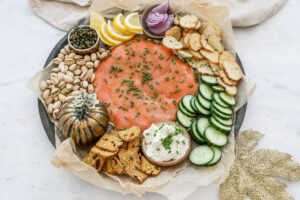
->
xmin=106 ymin=20 xmax=134 ymax=42
xmin=123 ymin=12 xmax=143 ymax=34
xmin=113 ymin=13 xmax=134 ymax=35
xmin=90 ymin=11 xmax=106 ymax=33
xmin=99 ymin=23 xmax=122 ymax=46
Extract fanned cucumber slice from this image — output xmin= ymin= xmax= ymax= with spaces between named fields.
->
xmin=212 ymin=102 xmax=232 ymax=115
xmin=198 ymin=84 xmax=213 ymax=101
xmin=207 ymin=146 xmax=222 ymax=166
xmin=176 ymin=110 xmax=194 ymax=128
xmin=212 ymin=85 xmax=225 ymax=92
xmin=196 ymin=118 xmax=210 ymax=138
xmin=219 ymin=92 xmax=236 ymax=106
xmin=213 ymin=115 xmax=233 ymax=126
xmin=197 ymin=94 xmax=211 ymax=109
xmin=181 ymin=95 xmax=197 ymax=114
xmin=213 ymin=93 xmax=230 ymax=108
xmin=194 ymin=97 xmax=211 ymax=115
xmin=204 ymin=126 xmax=228 ymax=147
xmin=189 ymin=145 xmax=214 ymax=166
xmin=210 ymin=117 xmax=232 ymax=133
xmin=201 ymin=75 xmax=217 ymax=85
xmin=211 ymin=107 xmax=232 ymax=120
xmin=179 ymin=101 xmax=196 ymax=117
xmin=190 ymin=121 xmax=205 ymax=144
xmin=191 ymin=97 xmax=199 ymax=114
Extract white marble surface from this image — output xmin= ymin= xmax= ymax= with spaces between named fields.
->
xmin=1 ymin=0 xmax=300 ymax=199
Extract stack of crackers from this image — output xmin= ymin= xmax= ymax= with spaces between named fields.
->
xmin=82 ymin=126 xmax=161 ymax=184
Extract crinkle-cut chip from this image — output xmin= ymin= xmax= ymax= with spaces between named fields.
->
xmin=177 ymin=49 xmax=193 ymax=58
xmin=140 ymin=156 xmax=161 ymax=176
xmin=219 ymin=51 xmax=236 ymax=68
xmin=82 ymin=152 xmax=106 ymax=172
xmin=162 ymin=36 xmax=183 ymax=50
xmin=174 ymin=15 xmax=180 ymax=25
xmin=112 ymin=157 xmax=125 ymax=175
xmin=125 ymin=162 xmax=148 ymax=184
xmin=194 ymin=21 xmax=201 ymax=30
xmin=103 ymin=157 xmax=115 ymax=174
xmin=217 ymin=77 xmax=237 ymax=96
xmin=187 ymin=57 xmax=199 ymax=69
xmin=96 ymin=134 xmax=123 ymax=152
xmin=128 ymin=138 xmax=141 ymax=149
xmin=200 ymin=49 xmax=219 ymax=64
xmin=197 ymin=60 xmax=214 ymax=76
xmin=165 ymin=26 xmax=182 ymax=41
xmin=200 ymin=34 xmax=215 ymax=52
xmin=209 ymin=62 xmax=221 ymax=76
xmin=190 ymin=50 xmax=204 ymax=60
xmin=201 ymin=21 xmax=222 ymax=36
xmin=220 ymin=69 xmax=237 ymax=86
xmin=91 ymin=146 xmax=118 ymax=158
xmin=179 ymin=15 xmax=199 ymax=29
xmin=208 ymin=34 xmax=224 ymax=52
xmin=189 ymin=32 xmax=201 ymax=51
xmin=118 ymin=147 xmax=140 ymax=168
xmin=118 ymin=126 xmax=141 ymax=142
xmin=222 ymin=61 xmax=243 ymax=81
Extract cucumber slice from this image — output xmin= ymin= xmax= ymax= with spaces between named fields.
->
xmin=189 ymin=145 xmax=214 ymax=166
xmin=212 ymin=85 xmax=225 ymax=92
xmin=196 ymin=118 xmax=210 ymax=138
xmin=179 ymin=101 xmax=196 ymax=117
xmin=219 ymin=92 xmax=236 ymax=106
xmin=213 ymin=115 xmax=233 ymax=126
xmin=212 ymin=102 xmax=232 ymax=115
xmin=211 ymin=107 xmax=232 ymax=120
xmin=204 ymin=126 xmax=228 ymax=147
xmin=176 ymin=110 xmax=194 ymax=128
xmin=181 ymin=95 xmax=197 ymax=114
xmin=191 ymin=97 xmax=199 ymax=114
xmin=190 ymin=121 xmax=205 ymax=144
xmin=210 ymin=117 xmax=232 ymax=133
xmin=194 ymin=97 xmax=211 ymax=115
xmin=196 ymin=94 xmax=211 ymax=109
xmin=198 ymin=84 xmax=213 ymax=101
xmin=201 ymin=75 xmax=217 ymax=85
xmin=207 ymin=146 xmax=222 ymax=166
xmin=212 ymin=93 xmax=230 ymax=108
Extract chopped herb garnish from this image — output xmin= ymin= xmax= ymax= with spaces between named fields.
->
xmin=104 ymin=78 xmax=107 ymax=83
xmin=135 ymin=112 xmax=141 ymax=118
xmin=158 ymin=54 xmax=164 ymax=59
xmin=110 ymin=108 xmax=113 ymax=114
xmin=165 ymin=77 xmax=169 ymax=81
xmin=188 ymin=84 xmax=194 ymax=88
xmin=160 ymin=105 xmax=167 ymax=111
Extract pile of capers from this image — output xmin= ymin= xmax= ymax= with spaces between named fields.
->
xmin=69 ymin=26 xmax=98 ymax=49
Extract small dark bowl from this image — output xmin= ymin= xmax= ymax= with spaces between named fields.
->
xmin=68 ymin=25 xmax=100 ymax=55
xmin=140 ymin=4 xmax=174 ymax=39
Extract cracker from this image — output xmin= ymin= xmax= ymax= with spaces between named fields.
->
xmin=82 ymin=152 xmax=106 ymax=172
xmin=220 ymin=69 xmax=238 ymax=86
xmin=217 ymin=77 xmax=237 ymax=96
xmin=222 ymin=61 xmax=243 ymax=81
xmin=200 ymin=49 xmax=219 ymax=64
xmin=209 ymin=62 xmax=221 ymax=76
xmin=165 ymin=26 xmax=182 ymax=41
xmin=162 ymin=36 xmax=183 ymax=50
xmin=177 ymin=49 xmax=193 ymax=58
xmin=197 ymin=60 xmax=214 ymax=75
xmin=208 ymin=34 xmax=224 ymax=52
xmin=103 ymin=157 xmax=115 ymax=174
xmin=201 ymin=21 xmax=222 ymax=36
xmin=200 ymin=34 xmax=215 ymax=52
xmin=118 ymin=148 xmax=140 ymax=169
xmin=140 ymin=156 xmax=161 ymax=176
xmin=91 ymin=146 xmax=118 ymax=158
xmin=128 ymin=138 xmax=141 ymax=149
xmin=190 ymin=50 xmax=204 ymax=60
xmin=96 ymin=134 xmax=123 ymax=152
xmin=112 ymin=157 xmax=125 ymax=175
xmin=117 ymin=126 xmax=141 ymax=142
xmin=179 ymin=15 xmax=198 ymax=29
xmin=125 ymin=162 xmax=148 ymax=184
xmin=189 ymin=32 xmax=201 ymax=51
xmin=219 ymin=51 xmax=236 ymax=67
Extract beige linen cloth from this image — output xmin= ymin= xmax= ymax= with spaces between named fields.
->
xmin=28 ymin=0 xmax=288 ymax=31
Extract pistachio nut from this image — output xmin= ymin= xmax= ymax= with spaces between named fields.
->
xmin=40 ymin=81 xmax=48 ymax=91
xmin=85 ymin=62 xmax=94 ymax=69
xmin=53 ymin=58 xmax=62 ymax=65
xmin=42 ymin=89 xmax=50 ymax=100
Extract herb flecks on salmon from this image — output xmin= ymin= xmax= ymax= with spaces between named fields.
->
xmin=93 ymin=38 xmax=197 ymax=131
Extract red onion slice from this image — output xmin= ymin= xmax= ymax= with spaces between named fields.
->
xmin=148 ymin=14 xmax=174 ymax=35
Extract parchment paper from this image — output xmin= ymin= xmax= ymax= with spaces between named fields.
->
xmin=27 ymin=1 xmax=256 ymax=199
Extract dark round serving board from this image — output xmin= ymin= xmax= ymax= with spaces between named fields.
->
xmin=39 ymin=20 xmax=247 ymax=148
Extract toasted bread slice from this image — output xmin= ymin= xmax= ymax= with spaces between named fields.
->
xmin=91 ymin=147 xmax=118 ymax=158
xmin=96 ymin=134 xmax=123 ymax=152
xmin=177 ymin=49 xmax=193 ymax=58
xmin=187 ymin=57 xmax=199 ymax=69
xmin=140 ymin=156 xmax=161 ymax=176
xmin=163 ymin=36 xmax=183 ymax=50
xmin=220 ymin=70 xmax=237 ymax=86
xmin=222 ymin=61 xmax=243 ymax=81
xmin=194 ymin=21 xmax=201 ymax=30
xmin=189 ymin=32 xmax=201 ymax=51
xmin=219 ymin=51 xmax=236 ymax=67
xmin=82 ymin=152 xmax=106 ymax=172
xmin=180 ymin=15 xmax=199 ymax=29
xmin=190 ymin=50 xmax=204 ymax=60
xmin=182 ymin=32 xmax=191 ymax=48
xmin=165 ymin=26 xmax=182 ymax=41
xmin=128 ymin=138 xmax=141 ymax=149
xmin=208 ymin=35 xmax=224 ymax=52
xmin=112 ymin=157 xmax=125 ymax=175
xmin=103 ymin=157 xmax=115 ymax=174
xmin=217 ymin=77 xmax=237 ymax=96
xmin=125 ymin=162 xmax=148 ymax=184
xmin=209 ymin=62 xmax=221 ymax=76
xmin=174 ymin=15 xmax=180 ymax=25
xmin=118 ymin=126 xmax=141 ymax=142
xmin=202 ymin=21 xmax=222 ymax=36
xmin=200 ymin=34 xmax=214 ymax=52
xmin=197 ymin=60 xmax=214 ymax=75
xmin=200 ymin=50 xmax=219 ymax=64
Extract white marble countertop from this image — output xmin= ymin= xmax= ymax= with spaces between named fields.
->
xmin=1 ymin=0 xmax=300 ymax=199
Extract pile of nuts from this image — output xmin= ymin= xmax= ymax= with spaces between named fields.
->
xmin=40 ymin=44 xmax=109 ymax=120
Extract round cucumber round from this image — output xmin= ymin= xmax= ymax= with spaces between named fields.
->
xmin=190 ymin=121 xmax=205 ymax=144
xmin=201 ymin=75 xmax=217 ymax=85
xmin=198 ymin=84 xmax=213 ymax=101
xmin=210 ymin=117 xmax=232 ymax=134
xmin=204 ymin=126 xmax=228 ymax=147
xmin=189 ymin=145 xmax=214 ymax=166
xmin=197 ymin=94 xmax=211 ymax=109
xmin=212 ymin=102 xmax=232 ymax=115
xmin=176 ymin=110 xmax=194 ymax=128
xmin=219 ymin=92 xmax=236 ymax=106
xmin=213 ymin=115 xmax=233 ymax=126
xmin=194 ymin=97 xmax=211 ymax=115
xmin=207 ymin=146 xmax=222 ymax=166
xmin=196 ymin=118 xmax=210 ymax=138
xmin=181 ymin=95 xmax=197 ymax=115
xmin=179 ymin=101 xmax=196 ymax=117
xmin=211 ymin=107 xmax=232 ymax=120
xmin=213 ymin=93 xmax=230 ymax=108
xmin=212 ymin=85 xmax=225 ymax=92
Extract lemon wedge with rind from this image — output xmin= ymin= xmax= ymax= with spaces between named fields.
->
xmin=99 ymin=23 xmax=122 ymax=46
xmin=106 ymin=20 xmax=134 ymax=42
xmin=113 ymin=13 xmax=134 ymax=35
xmin=90 ymin=11 xmax=106 ymax=33
xmin=124 ymin=12 xmax=143 ymax=34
